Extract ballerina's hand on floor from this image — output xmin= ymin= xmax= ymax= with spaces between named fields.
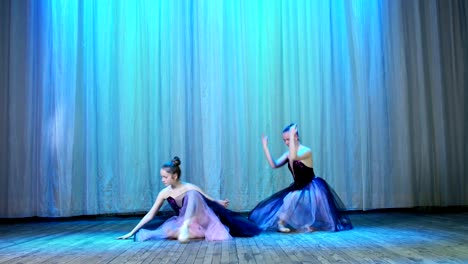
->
xmin=117 ymin=232 xmax=133 ymax=240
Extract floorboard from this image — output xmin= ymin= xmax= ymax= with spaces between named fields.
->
xmin=0 ymin=211 xmax=467 ymax=263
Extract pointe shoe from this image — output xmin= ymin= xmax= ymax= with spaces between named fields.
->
xmin=278 ymin=222 xmax=290 ymax=233
xmin=178 ymin=222 xmax=190 ymax=243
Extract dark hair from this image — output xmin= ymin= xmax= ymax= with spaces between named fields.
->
xmin=282 ymin=123 xmax=299 ymax=139
xmin=162 ymin=156 xmax=182 ymax=178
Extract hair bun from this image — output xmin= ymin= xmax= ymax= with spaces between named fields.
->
xmin=171 ymin=156 xmax=181 ymax=166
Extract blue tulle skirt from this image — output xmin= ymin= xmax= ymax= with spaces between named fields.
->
xmin=248 ymin=177 xmax=353 ymax=232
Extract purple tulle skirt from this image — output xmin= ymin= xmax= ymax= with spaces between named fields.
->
xmin=135 ymin=190 xmax=261 ymax=241
xmin=249 ymin=177 xmax=353 ymax=232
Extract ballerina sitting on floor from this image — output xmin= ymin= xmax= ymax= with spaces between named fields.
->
xmin=118 ymin=156 xmax=261 ymax=243
xmin=249 ymin=124 xmax=353 ymax=233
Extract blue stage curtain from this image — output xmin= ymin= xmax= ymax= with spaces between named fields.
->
xmin=0 ymin=0 xmax=466 ymax=217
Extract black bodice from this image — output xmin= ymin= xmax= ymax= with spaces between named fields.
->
xmin=167 ymin=196 xmax=181 ymax=215
xmin=287 ymin=160 xmax=315 ymax=189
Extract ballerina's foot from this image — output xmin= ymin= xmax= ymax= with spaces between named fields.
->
xmin=178 ymin=225 xmax=190 ymax=243
xmin=278 ymin=223 xmax=291 ymax=233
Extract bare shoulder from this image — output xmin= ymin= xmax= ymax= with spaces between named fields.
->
xmin=298 ymin=145 xmax=313 ymax=167
xmin=299 ymin=145 xmax=312 ymax=155
xmin=158 ymin=186 xmax=171 ymax=199
xmin=184 ymin=182 xmax=201 ymax=191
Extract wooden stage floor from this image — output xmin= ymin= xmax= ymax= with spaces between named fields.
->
xmin=1 ymin=210 xmax=467 ymax=263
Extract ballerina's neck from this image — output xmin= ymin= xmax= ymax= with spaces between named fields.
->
xmin=170 ymin=181 xmax=184 ymax=190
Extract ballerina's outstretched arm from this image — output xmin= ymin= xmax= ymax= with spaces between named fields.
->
xmin=117 ymin=192 xmax=165 ymax=240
